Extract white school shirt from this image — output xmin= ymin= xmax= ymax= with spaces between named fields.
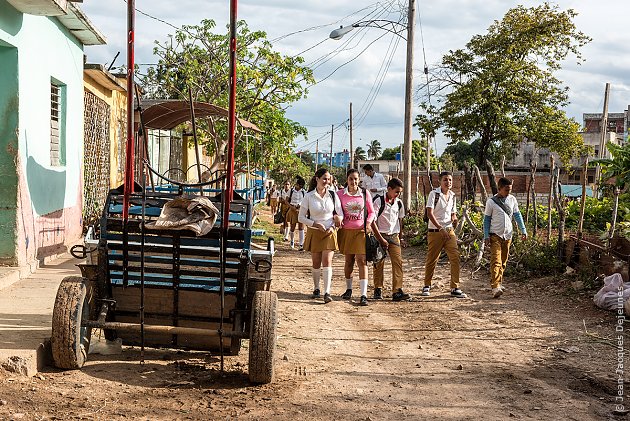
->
xmin=298 ymin=189 xmax=344 ymax=229
xmin=426 ymin=188 xmax=456 ymax=230
xmin=288 ymin=188 xmax=306 ymax=207
xmin=279 ymin=188 xmax=291 ymax=201
xmin=361 ymin=172 xmax=387 ymax=197
xmin=373 ymin=196 xmax=405 ymax=235
xmin=270 ymin=189 xmax=280 ymax=199
xmin=484 ymin=194 xmax=520 ymax=240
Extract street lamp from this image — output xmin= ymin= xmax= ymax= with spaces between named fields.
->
xmin=329 ymin=0 xmax=416 ymax=211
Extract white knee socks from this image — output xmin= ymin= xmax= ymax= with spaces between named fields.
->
xmin=298 ymin=230 xmax=304 ymax=246
xmin=346 ymin=278 xmax=353 ymax=289
xmin=359 ymin=279 xmax=368 ymax=297
xmin=290 ymin=231 xmax=295 ymax=243
xmin=284 ymin=227 xmax=289 ymax=239
xmin=312 ymin=268 xmax=321 ymax=290
xmin=322 ymin=267 xmax=333 ymax=294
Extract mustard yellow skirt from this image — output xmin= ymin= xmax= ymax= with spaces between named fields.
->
xmin=337 ymin=228 xmax=366 ymax=255
xmin=304 ymin=227 xmax=338 ymax=252
xmin=285 ymin=207 xmax=300 ymax=225
xmin=270 ymin=197 xmax=278 ymax=206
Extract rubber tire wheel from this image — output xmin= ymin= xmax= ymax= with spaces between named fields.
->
xmin=51 ymin=276 xmax=93 ymax=369
xmin=248 ymin=291 xmax=278 ymax=384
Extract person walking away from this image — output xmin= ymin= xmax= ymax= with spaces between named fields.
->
xmin=279 ymin=180 xmax=292 ymax=241
xmin=269 ymin=185 xmax=279 ymax=215
xmin=483 ymin=177 xmax=528 ymax=298
xmin=423 ymin=171 xmax=466 ymax=298
xmin=371 ymin=177 xmax=410 ymax=301
xmin=285 ymin=177 xmax=306 ymax=250
xmin=337 ymin=169 xmax=375 ymax=306
xmin=299 ymin=168 xmax=344 ymax=303
xmin=361 ymin=164 xmax=387 ymax=199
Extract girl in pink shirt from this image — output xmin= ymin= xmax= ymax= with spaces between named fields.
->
xmin=336 ymin=168 xmax=376 ymax=306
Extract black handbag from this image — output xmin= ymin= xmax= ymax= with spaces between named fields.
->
xmin=273 ymin=207 xmax=285 ymax=224
xmin=364 ymin=190 xmax=387 ymax=264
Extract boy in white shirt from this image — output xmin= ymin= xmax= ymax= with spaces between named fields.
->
xmin=361 ymin=164 xmax=387 ymax=198
xmin=483 ymin=177 xmax=528 ymax=298
xmin=371 ymin=178 xmax=410 ymax=302
xmin=423 ymin=171 xmax=466 ymax=298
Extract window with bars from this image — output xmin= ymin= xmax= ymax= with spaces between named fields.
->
xmin=50 ymin=80 xmax=66 ymax=166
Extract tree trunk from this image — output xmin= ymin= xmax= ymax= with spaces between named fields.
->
xmin=463 ymin=163 xmax=475 ymax=202
xmin=529 ymin=161 xmax=538 ymax=238
xmin=609 ymin=187 xmax=621 ymax=240
xmin=500 ymin=155 xmax=506 ymax=177
xmin=552 ymin=165 xmax=566 ymax=259
xmin=472 ymin=164 xmax=488 ymax=205
xmin=485 ymin=159 xmax=498 ymax=195
xmin=547 ymin=156 xmax=554 ymax=244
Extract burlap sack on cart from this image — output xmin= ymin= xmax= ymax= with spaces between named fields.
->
xmin=145 ymin=196 xmax=219 ymax=236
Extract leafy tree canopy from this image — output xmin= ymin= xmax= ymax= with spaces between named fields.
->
xmin=418 ymin=3 xmax=591 ymax=168
xmin=140 ymin=19 xmax=315 ymax=175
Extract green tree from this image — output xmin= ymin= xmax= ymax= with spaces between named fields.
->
xmin=380 ymin=146 xmax=400 ymax=160
xmin=354 ymin=146 xmax=367 ymax=168
xmin=419 ymin=3 xmax=591 ymax=168
xmin=367 ymin=140 xmax=382 ymax=160
xmin=595 ymin=142 xmax=630 ymax=189
xmin=299 ymin=151 xmax=315 ymax=170
xmin=140 ymin=19 xmax=315 ymax=175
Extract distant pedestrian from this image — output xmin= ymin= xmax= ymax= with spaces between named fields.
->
xmin=285 ymin=177 xmax=306 ymax=250
xmin=337 ymin=169 xmax=375 ymax=306
xmin=278 ymin=180 xmax=292 ymax=241
xmin=423 ymin=171 xmax=466 ymax=298
xmin=269 ymin=185 xmax=279 ymax=215
xmin=483 ymin=177 xmax=528 ymax=298
xmin=371 ymin=177 xmax=410 ymax=301
xmin=361 ymin=164 xmax=387 ymax=199
xmin=298 ymin=168 xmax=344 ymax=303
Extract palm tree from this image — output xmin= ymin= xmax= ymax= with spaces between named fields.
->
xmin=354 ymin=146 xmax=367 ymax=168
xmin=367 ymin=139 xmax=382 ymax=160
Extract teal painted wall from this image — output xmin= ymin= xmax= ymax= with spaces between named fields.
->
xmin=0 ymin=44 xmax=19 ymax=262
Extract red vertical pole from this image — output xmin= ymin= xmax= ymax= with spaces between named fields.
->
xmin=123 ymin=0 xmax=135 ymax=221
xmin=222 ymin=0 xmax=238 ymax=231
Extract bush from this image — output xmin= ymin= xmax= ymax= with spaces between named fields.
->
xmin=505 ymin=236 xmax=564 ymax=278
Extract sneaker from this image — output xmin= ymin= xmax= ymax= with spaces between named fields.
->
xmin=290 ymin=241 xmax=295 ymax=249
xmin=421 ymin=286 xmax=431 ymax=296
xmin=324 ymin=293 xmax=333 ymax=304
xmin=499 ymin=284 xmax=507 ymax=291
xmin=341 ymin=289 xmax=352 ymax=300
xmin=312 ymin=289 xmax=321 ymax=299
xmin=492 ymin=287 xmax=503 ymax=298
xmin=373 ymin=288 xmax=383 ymax=300
xmin=359 ymin=295 xmax=368 ymax=306
xmin=451 ymin=288 xmax=467 ymax=298
xmin=392 ymin=289 xmax=411 ymax=302
xmin=283 ymin=236 xmax=289 ymax=242
xmin=298 ymin=245 xmax=304 ymax=251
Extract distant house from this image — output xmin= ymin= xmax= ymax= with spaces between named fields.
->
xmin=0 ymin=0 xmax=105 ymax=265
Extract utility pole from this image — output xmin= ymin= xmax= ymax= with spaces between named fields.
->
xmin=330 ymin=124 xmax=334 ymax=168
xmin=349 ymin=102 xmax=354 ymax=169
xmin=402 ymin=0 xmax=416 ymax=211
xmin=594 ymin=82 xmax=610 ymax=198
xmin=315 ymin=136 xmax=319 ymax=171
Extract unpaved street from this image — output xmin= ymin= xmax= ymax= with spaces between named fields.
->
xmin=0 ymin=211 xmax=624 ymax=420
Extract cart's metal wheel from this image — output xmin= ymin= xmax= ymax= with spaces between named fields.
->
xmin=51 ymin=276 xmax=93 ymax=369
xmin=248 ymin=291 xmax=278 ymax=384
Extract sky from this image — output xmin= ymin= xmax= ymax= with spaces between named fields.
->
xmin=81 ymin=0 xmax=630 ymax=156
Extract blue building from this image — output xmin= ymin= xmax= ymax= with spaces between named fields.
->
xmin=309 ymin=150 xmax=350 ymax=167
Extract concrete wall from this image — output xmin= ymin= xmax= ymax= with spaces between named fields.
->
xmin=0 ymin=2 xmax=85 ymax=265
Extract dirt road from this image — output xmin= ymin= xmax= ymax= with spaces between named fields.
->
xmin=0 ymin=211 xmax=624 ymax=420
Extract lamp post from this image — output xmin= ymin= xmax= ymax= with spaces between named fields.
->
xmin=330 ymin=0 xmax=416 ymax=210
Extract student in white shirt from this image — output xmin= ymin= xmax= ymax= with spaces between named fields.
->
xmin=361 ymin=164 xmax=387 ymax=198
xmin=269 ymin=185 xmax=280 ymax=214
xmin=298 ymin=168 xmax=344 ymax=303
xmin=423 ymin=171 xmax=466 ymax=298
xmin=371 ymin=177 xmax=410 ymax=302
xmin=278 ymin=180 xmax=292 ymax=240
xmin=483 ymin=177 xmax=528 ymax=298
xmin=285 ymin=177 xmax=306 ymax=250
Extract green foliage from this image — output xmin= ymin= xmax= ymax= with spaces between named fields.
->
xmin=506 ymin=236 xmax=564 ymax=277
xmin=367 ymin=140 xmax=382 ymax=160
xmin=420 ymin=3 xmax=591 ymax=167
xmin=593 ymin=141 xmax=630 ymax=189
xmin=140 ymin=19 xmax=315 ymax=176
xmin=380 ymin=146 xmax=400 ymax=160
xmin=354 ymin=147 xmax=367 ymax=168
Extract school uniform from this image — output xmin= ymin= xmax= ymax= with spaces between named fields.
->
xmin=336 ymin=188 xmax=375 ymax=255
xmin=373 ymin=195 xmax=405 ymax=292
xmin=424 ymin=188 xmax=461 ymax=289
xmin=361 ymin=172 xmax=387 ymax=198
xmin=285 ymin=188 xmax=306 ymax=225
xmin=298 ymin=189 xmax=344 ymax=253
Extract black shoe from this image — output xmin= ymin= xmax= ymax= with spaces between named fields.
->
xmin=359 ymin=295 xmax=368 ymax=306
xmin=373 ymin=288 xmax=383 ymax=300
xmin=341 ymin=289 xmax=352 ymax=300
xmin=324 ymin=293 xmax=333 ymax=304
xmin=392 ymin=289 xmax=411 ymax=302
xmin=312 ymin=289 xmax=321 ymax=299
xmin=450 ymin=288 xmax=467 ymax=298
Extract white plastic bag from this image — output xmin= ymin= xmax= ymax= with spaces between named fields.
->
xmin=593 ymin=273 xmax=630 ymax=311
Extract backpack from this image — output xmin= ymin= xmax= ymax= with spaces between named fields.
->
xmin=422 ymin=191 xmax=441 ymax=223
xmin=306 ymin=189 xmax=338 ymax=219
xmin=374 ymin=195 xmax=403 ymax=220
xmin=288 ymin=188 xmax=305 ymax=205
